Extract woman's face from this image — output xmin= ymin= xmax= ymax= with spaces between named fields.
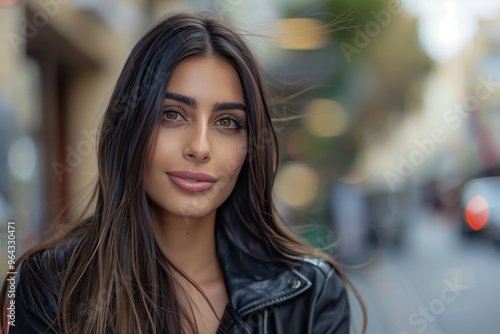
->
xmin=145 ymin=55 xmax=248 ymax=219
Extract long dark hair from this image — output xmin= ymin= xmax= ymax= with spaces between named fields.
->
xmin=1 ymin=11 xmax=366 ymax=333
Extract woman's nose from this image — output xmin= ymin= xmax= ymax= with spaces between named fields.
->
xmin=183 ymin=122 xmax=212 ymax=163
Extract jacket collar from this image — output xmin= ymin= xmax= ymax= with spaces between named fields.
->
xmin=214 ymin=221 xmax=312 ymax=316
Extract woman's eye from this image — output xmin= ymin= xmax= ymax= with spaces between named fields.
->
xmin=162 ymin=109 xmax=185 ymax=122
xmin=215 ymin=116 xmax=243 ymax=129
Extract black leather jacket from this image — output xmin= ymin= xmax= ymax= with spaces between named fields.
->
xmin=11 ymin=224 xmax=350 ymax=333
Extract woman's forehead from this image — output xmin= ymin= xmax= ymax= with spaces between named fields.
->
xmin=165 ymin=55 xmax=245 ymax=105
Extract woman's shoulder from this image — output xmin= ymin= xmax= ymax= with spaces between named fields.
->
xmin=301 ymin=256 xmax=339 ymax=276
xmin=269 ymin=256 xmax=350 ymax=333
xmin=297 ymin=256 xmax=344 ymax=281
xmin=10 ymin=237 xmax=79 ymax=333
xmin=294 ymin=256 xmax=349 ymax=302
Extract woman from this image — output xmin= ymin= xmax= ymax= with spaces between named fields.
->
xmin=1 ymin=11 xmax=366 ymax=334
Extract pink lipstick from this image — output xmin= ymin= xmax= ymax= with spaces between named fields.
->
xmin=167 ymin=171 xmax=216 ymax=193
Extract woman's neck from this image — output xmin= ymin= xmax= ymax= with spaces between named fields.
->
xmin=150 ymin=208 xmax=230 ymax=334
xmin=151 ymin=209 xmax=221 ymax=284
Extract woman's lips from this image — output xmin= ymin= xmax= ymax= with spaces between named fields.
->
xmin=167 ymin=171 xmax=216 ymax=193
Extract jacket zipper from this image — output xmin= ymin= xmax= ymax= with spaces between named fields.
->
xmin=263 ymin=309 xmax=268 ymax=334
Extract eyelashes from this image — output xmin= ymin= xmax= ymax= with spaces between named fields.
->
xmin=162 ymin=107 xmax=247 ymax=130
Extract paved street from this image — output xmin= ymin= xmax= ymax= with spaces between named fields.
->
xmin=345 ymin=209 xmax=500 ymax=334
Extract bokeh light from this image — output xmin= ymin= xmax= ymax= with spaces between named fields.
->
xmin=404 ymin=0 xmax=500 ymax=63
xmin=418 ymin=0 xmax=475 ymax=63
xmin=274 ymin=163 xmax=319 ymax=209
xmin=273 ymin=18 xmax=328 ymax=50
xmin=303 ymin=99 xmax=347 ymax=138
xmin=465 ymin=195 xmax=489 ymax=230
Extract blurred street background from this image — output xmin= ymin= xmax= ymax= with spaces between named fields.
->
xmin=1 ymin=0 xmax=500 ymax=333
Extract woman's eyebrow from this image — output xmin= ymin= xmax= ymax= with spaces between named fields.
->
xmin=165 ymin=92 xmax=197 ymax=108
xmin=213 ymin=101 xmax=246 ymax=113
